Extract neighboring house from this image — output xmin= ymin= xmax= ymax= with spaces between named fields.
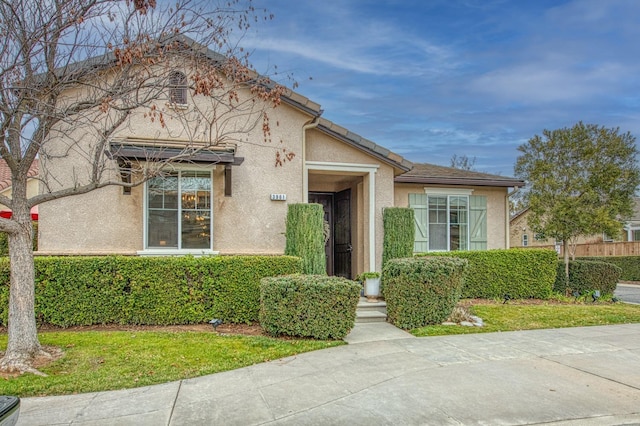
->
xmin=0 ymin=159 xmax=40 ymax=219
xmin=37 ymin=37 xmax=524 ymax=278
xmin=509 ymin=199 xmax=640 ymax=248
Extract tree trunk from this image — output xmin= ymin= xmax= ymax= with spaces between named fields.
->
xmin=563 ymin=239 xmax=570 ymax=284
xmin=0 ymin=215 xmax=42 ymax=373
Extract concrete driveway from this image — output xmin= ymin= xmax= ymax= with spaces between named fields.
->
xmin=17 ymin=323 xmax=640 ymax=425
xmin=616 ymin=283 xmax=640 ymax=304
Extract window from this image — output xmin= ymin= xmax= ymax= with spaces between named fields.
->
xmin=522 ymin=234 xmax=529 ymax=247
xmin=146 ymin=170 xmax=212 ymax=250
xmin=633 ymin=229 xmax=640 ymax=241
xmin=410 ymin=192 xmax=485 ymax=252
xmin=168 ymin=71 xmax=187 ymax=105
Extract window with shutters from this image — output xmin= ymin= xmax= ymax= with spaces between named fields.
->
xmin=409 ymin=192 xmax=486 ymax=252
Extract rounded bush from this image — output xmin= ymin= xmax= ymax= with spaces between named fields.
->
xmin=383 ymin=257 xmax=468 ymax=329
xmin=260 ymin=274 xmax=360 ymax=339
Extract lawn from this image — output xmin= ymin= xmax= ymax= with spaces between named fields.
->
xmin=0 ymin=329 xmax=342 ymax=397
xmin=411 ymin=300 xmax=640 ymax=337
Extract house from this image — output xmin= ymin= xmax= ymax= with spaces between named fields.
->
xmin=0 ymin=159 xmax=39 ymax=220
xmin=37 ymin=36 xmax=524 ymax=278
xmin=509 ymin=198 xmax=640 ymax=248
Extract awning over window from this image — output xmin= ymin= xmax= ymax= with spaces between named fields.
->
xmin=108 ymin=142 xmax=244 ymax=165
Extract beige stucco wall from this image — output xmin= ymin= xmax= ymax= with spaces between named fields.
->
xmin=394 ymin=183 xmax=510 ymax=250
xmin=38 ymin=81 xmax=311 ymax=254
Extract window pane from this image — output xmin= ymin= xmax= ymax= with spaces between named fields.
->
xmin=147 ymin=170 xmax=211 ymax=250
xmin=148 ymin=209 xmax=178 ymax=248
xmin=429 ymin=224 xmax=447 ymax=250
xmin=182 ymin=211 xmax=210 ymax=249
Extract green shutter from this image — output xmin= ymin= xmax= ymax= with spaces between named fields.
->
xmin=469 ymin=195 xmax=487 ymax=250
xmin=409 ymin=193 xmax=428 ymax=252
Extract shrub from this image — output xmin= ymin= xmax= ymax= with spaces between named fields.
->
xmin=259 ymin=274 xmax=360 ymax=339
xmin=383 ymin=257 xmax=467 ymax=329
xmin=382 ymin=207 xmax=415 ymax=269
xmin=0 ymin=255 xmax=302 ymax=326
xmin=285 ymin=203 xmax=326 ymax=275
xmin=576 ymin=256 xmax=640 ymax=281
xmin=417 ymin=249 xmax=556 ymax=299
xmin=554 ymin=260 xmax=622 ymax=296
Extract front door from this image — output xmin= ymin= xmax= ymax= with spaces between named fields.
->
xmin=309 ymin=190 xmax=352 ymax=278
xmin=334 ymin=189 xmax=352 ymax=278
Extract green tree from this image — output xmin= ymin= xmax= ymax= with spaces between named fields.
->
xmin=514 ymin=122 xmax=640 ymax=281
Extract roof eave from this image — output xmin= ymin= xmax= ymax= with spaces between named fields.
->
xmin=394 ymin=176 xmax=525 ymax=187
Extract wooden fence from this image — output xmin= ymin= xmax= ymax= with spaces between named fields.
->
xmin=533 ymin=241 xmax=640 ymax=257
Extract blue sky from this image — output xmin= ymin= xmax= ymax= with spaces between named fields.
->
xmin=240 ymin=0 xmax=640 ymax=175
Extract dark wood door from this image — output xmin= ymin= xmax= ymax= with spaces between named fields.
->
xmin=334 ymin=189 xmax=352 ymax=278
xmin=308 ymin=193 xmax=333 ymax=275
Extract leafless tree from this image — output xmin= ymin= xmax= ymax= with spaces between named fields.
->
xmin=0 ymin=0 xmax=284 ymax=374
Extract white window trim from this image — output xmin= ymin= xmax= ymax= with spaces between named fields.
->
xmin=138 ymin=167 xmax=217 ymax=256
xmin=522 ymin=234 xmax=529 ymax=247
xmin=424 ymin=187 xmax=474 ymax=196
xmin=427 ymin=194 xmax=470 ymax=252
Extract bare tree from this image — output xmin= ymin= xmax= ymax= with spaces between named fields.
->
xmin=0 ymin=0 xmax=284 ymax=374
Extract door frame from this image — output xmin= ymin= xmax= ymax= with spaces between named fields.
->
xmin=304 ymin=161 xmax=379 ymax=272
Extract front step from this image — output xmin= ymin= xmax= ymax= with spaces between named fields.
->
xmin=356 ymin=297 xmax=387 ymax=323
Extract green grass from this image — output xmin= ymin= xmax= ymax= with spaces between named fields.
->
xmin=411 ymin=301 xmax=640 ymax=337
xmin=0 ymin=330 xmax=342 ymax=397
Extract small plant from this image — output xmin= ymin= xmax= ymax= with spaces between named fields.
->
xmin=357 ymin=271 xmax=381 ymax=280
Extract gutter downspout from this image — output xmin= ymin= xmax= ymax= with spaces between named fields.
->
xmin=302 ymin=113 xmax=322 ymax=203
xmin=506 ymin=186 xmax=521 ymax=248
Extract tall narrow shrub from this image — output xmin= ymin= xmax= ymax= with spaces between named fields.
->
xmin=285 ymin=203 xmax=326 ymax=274
xmin=382 ymin=207 xmax=415 ymax=269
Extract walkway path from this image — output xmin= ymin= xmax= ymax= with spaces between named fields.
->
xmin=18 ymin=323 xmax=640 ymax=425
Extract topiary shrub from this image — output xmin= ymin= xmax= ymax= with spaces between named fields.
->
xmin=382 ymin=207 xmax=415 ymax=269
xmin=576 ymin=256 xmax=640 ymax=281
xmin=285 ymin=203 xmax=326 ymax=275
xmin=417 ymin=249 xmax=556 ymax=299
xmin=554 ymin=260 xmax=621 ymax=296
xmin=383 ymin=257 xmax=468 ymax=329
xmin=259 ymin=274 xmax=360 ymax=339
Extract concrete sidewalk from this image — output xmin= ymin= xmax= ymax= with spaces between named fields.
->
xmin=18 ymin=323 xmax=640 ymax=425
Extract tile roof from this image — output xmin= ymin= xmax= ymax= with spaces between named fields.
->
xmin=0 ymin=159 xmax=39 ymax=192
xmin=396 ymin=162 xmax=525 ymax=187
xmin=316 ymin=118 xmax=413 ymax=173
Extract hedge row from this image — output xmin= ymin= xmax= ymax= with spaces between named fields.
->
xmin=383 ymin=257 xmax=467 ymax=329
xmin=576 ymin=256 xmax=640 ymax=281
xmin=554 ymin=260 xmax=621 ymax=296
xmin=416 ymin=249 xmax=557 ymax=299
xmin=0 ymin=255 xmax=302 ymax=326
xmin=260 ymin=275 xmax=360 ymax=339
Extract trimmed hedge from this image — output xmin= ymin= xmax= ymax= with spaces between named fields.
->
xmin=382 ymin=207 xmax=415 ymax=269
xmin=416 ymin=249 xmax=556 ymax=299
xmin=554 ymin=260 xmax=622 ymax=296
xmin=259 ymin=275 xmax=360 ymax=339
xmin=383 ymin=257 xmax=468 ymax=329
xmin=576 ymin=256 xmax=640 ymax=281
xmin=0 ymin=255 xmax=302 ymax=326
xmin=285 ymin=203 xmax=326 ymax=275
